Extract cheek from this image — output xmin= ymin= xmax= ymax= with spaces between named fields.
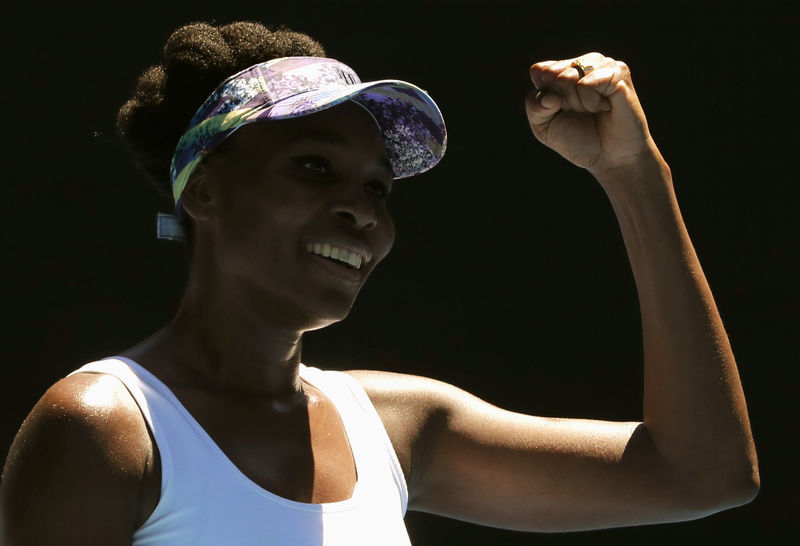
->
xmin=217 ymin=173 xmax=293 ymax=232
xmin=214 ymin=184 xmax=299 ymax=258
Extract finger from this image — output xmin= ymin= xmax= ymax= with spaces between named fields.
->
xmin=569 ymin=52 xmax=607 ymax=77
xmin=554 ymin=63 xmax=587 ymax=112
xmin=573 ymin=60 xmax=648 ymax=138
xmin=534 ymin=58 xmax=571 ymax=90
xmin=532 ymin=53 xmax=608 ymax=112
xmin=530 ymin=52 xmax=606 ymax=85
xmin=529 ymin=60 xmax=558 ymax=91
xmin=576 ymin=63 xmax=617 ymax=112
xmin=525 ymin=87 xmax=562 ymax=129
xmin=537 ymin=88 xmax=563 ymax=110
xmin=531 ymin=58 xmax=586 ymax=113
xmin=576 ymin=61 xmax=631 ymax=108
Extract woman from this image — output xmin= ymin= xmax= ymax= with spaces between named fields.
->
xmin=0 ymin=21 xmax=759 ymax=544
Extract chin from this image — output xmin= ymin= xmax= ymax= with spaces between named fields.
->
xmin=295 ymin=289 xmax=362 ymax=332
xmin=307 ymin=302 xmax=357 ymax=331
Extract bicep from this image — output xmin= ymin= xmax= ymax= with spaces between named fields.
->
xmin=414 ymin=397 xmax=667 ymax=531
xmin=1 ymin=374 xmax=150 ymax=545
xmin=354 ymin=371 xmax=704 ymax=532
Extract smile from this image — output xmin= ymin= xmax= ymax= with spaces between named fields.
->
xmin=305 ymin=243 xmax=367 ymax=270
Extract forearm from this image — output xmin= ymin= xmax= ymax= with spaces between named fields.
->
xmin=596 ymin=147 xmax=759 ymax=505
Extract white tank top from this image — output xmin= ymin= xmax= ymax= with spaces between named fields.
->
xmin=69 ymin=357 xmax=411 ymax=546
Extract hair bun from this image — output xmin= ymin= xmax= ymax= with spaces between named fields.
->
xmin=116 ymin=21 xmax=326 ymax=207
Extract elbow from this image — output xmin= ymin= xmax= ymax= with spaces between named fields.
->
xmin=717 ymin=450 xmax=761 ymax=509
xmin=729 ymin=462 xmax=761 ymax=507
xmin=716 ymin=472 xmax=760 ymax=510
xmin=682 ymin=462 xmax=760 ymax=516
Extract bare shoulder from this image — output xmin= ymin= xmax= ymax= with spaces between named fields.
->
xmin=343 ymin=369 xmax=486 ymax=412
xmin=5 ymin=372 xmax=153 ymax=471
xmin=0 ymin=372 xmax=155 ymax=544
xmin=343 ymin=369 xmax=488 ymax=481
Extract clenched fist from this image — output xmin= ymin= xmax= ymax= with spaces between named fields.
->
xmin=525 ymin=52 xmax=660 ymax=179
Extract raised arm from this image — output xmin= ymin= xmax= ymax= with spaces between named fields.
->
xmin=525 ymin=51 xmax=759 ymax=507
xmin=350 ymin=52 xmax=758 ymax=532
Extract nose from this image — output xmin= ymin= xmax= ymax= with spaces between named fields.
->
xmin=331 ymin=194 xmax=378 ymax=230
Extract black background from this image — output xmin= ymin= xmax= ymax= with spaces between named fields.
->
xmin=3 ymin=0 xmax=798 ymax=544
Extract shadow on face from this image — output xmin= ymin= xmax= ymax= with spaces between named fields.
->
xmin=180 ymin=102 xmax=398 ymax=331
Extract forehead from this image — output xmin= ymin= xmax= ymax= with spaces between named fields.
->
xmin=227 ymin=102 xmax=389 ymax=159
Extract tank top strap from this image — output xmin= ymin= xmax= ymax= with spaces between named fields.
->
xmin=66 ymin=358 xmax=412 ymax=545
xmin=299 ymin=365 xmax=408 ymax=513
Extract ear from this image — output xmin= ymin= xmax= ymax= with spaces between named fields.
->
xmin=179 ymin=163 xmax=218 ymax=222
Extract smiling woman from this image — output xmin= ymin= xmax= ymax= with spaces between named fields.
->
xmin=184 ymin=104 xmax=399 ymax=327
xmin=0 ymin=19 xmax=758 ymax=546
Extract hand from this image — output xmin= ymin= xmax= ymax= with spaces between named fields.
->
xmin=525 ymin=52 xmax=658 ymax=178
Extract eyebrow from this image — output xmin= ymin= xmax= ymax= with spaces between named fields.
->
xmin=287 ymin=127 xmax=394 ymax=176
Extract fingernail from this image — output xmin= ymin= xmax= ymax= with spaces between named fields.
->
xmin=540 ymin=94 xmax=555 ymax=108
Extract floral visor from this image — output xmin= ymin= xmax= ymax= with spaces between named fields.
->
xmin=158 ymin=56 xmax=448 ymax=242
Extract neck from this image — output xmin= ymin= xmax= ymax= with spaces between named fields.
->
xmin=153 ymin=270 xmax=312 ymax=399
xmin=170 ymin=310 xmax=303 ymax=398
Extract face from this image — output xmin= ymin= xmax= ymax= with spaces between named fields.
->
xmin=186 ymin=102 xmax=396 ymax=331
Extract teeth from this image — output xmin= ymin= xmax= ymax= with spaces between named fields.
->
xmin=306 ymin=243 xmax=364 ymax=270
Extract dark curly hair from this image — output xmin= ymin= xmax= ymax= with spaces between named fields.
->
xmin=117 ymin=21 xmax=326 ymax=210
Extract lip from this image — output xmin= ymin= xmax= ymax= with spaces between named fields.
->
xmin=307 ymin=252 xmax=363 ymax=283
xmin=302 ymin=238 xmax=373 ymax=265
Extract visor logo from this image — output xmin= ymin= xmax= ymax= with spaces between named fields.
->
xmin=337 ymin=68 xmax=357 ymax=85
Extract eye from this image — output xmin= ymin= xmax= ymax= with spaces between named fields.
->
xmin=293 ymin=155 xmax=331 ymax=174
xmin=365 ymin=180 xmax=391 ymax=200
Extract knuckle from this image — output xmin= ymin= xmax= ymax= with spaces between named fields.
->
xmin=532 ymin=60 xmax=556 ymax=71
xmin=615 ymin=80 xmax=632 ymax=95
xmin=555 ymin=71 xmax=575 ymax=82
xmin=544 ymin=65 xmax=563 ymax=76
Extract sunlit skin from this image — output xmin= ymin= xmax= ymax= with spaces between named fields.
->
xmin=132 ymin=102 xmax=397 ymax=397
xmin=124 ymin=102 xmax=398 ymax=510
xmin=0 ymin=53 xmax=758 ymax=544
xmin=182 ymin=102 xmax=396 ymax=334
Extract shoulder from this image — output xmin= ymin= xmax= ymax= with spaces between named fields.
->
xmin=11 ymin=371 xmax=153 ymax=466
xmin=1 ymin=371 xmax=155 ymax=544
xmin=343 ymin=369 xmax=486 ymax=479
xmin=344 ymin=368 xmax=491 ymax=416
xmin=343 ymin=369 xmax=459 ymax=428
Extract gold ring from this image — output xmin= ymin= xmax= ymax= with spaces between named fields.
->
xmin=570 ymin=59 xmax=594 ymax=79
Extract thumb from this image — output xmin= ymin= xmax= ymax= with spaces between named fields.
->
xmin=525 ymin=88 xmax=562 ymax=135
